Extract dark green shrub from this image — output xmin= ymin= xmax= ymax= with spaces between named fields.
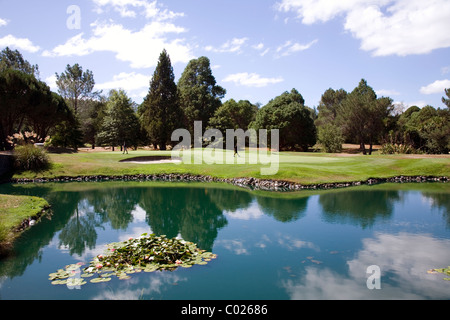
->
xmin=317 ymin=124 xmax=343 ymax=153
xmin=13 ymin=144 xmax=50 ymax=171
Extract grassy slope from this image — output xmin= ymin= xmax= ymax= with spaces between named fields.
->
xmin=11 ymin=149 xmax=450 ymax=185
xmin=0 ymin=194 xmax=49 ymax=246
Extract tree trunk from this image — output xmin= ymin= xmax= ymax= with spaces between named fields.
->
xmin=360 ymin=141 xmax=366 ymax=155
xmin=369 ymin=142 xmax=373 ymax=155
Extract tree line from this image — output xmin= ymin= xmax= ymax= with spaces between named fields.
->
xmin=1 ymin=47 xmax=449 ymax=154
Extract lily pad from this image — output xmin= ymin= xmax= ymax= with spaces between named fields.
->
xmin=90 ymin=277 xmax=112 ymax=283
xmin=67 ymin=278 xmax=87 ymax=286
xmin=49 ymin=233 xmax=217 ymax=285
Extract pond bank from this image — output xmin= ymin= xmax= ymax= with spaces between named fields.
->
xmin=6 ymin=173 xmax=449 ymax=191
xmin=0 ymin=194 xmax=50 ymax=256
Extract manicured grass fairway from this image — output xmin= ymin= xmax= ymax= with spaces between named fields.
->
xmin=11 ymin=149 xmax=450 ymax=185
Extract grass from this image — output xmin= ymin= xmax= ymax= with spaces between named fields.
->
xmin=0 ymin=194 xmax=49 ymax=250
xmin=10 ymin=148 xmax=450 ymax=185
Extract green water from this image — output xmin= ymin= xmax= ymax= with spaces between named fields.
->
xmin=0 ymin=181 xmax=449 ymax=300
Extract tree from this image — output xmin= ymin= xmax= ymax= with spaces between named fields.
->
xmin=77 ymin=97 xmax=107 ymax=149
xmin=315 ymin=88 xmax=348 ymax=153
xmin=317 ymin=124 xmax=344 ymax=153
xmin=178 ymin=56 xmax=226 ymax=135
xmin=141 ymin=50 xmax=182 ymax=150
xmin=0 ymin=47 xmax=39 ymax=77
xmin=55 ymin=63 xmax=99 ymax=114
xmin=442 ymin=88 xmax=450 ymax=108
xmin=401 ymin=105 xmax=450 ymax=154
xmin=97 ymin=89 xmax=140 ymax=150
xmin=0 ymin=68 xmax=74 ymax=150
xmin=252 ymin=89 xmax=316 ymax=151
xmin=208 ymin=99 xmax=258 ymax=132
xmin=337 ymin=79 xmax=393 ymax=155
xmin=316 ymin=88 xmax=347 ymax=127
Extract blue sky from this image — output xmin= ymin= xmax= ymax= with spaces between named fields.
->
xmin=1 ymin=0 xmax=450 ymax=110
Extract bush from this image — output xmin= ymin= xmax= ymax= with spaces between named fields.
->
xmin=317 ymin=124 xmax=343 ymax=153
xmin=380 ymin=143 xmax=417 ymax=154
xmin=13 ymin=144 xmax=50 ymax=171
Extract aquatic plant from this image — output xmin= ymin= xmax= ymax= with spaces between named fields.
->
xmin=49 ymin=234 xmax=217 ymax=285
xmin=427 ymin=266 xmax=450 ymax=281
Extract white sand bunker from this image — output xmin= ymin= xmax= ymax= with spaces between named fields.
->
xmin=119 ymin=156 xmax=182 ymax=164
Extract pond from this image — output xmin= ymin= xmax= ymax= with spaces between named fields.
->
xmin=0 ymin=181 xmax=449 ymax=300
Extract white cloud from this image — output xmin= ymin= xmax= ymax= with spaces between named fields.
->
xmin=275 ymin=39 xmax=318 ymax=57
xmin=252 ymin=43 xmax=270 ymax=57
xmin=0 ymin=18 xmax=8 ymax=27
xmin=276 ymin=0 xmax=450 ymax=56
xmin=93 ymin=0 xmax=184 ymax=20
xmin=223 ymin=72 xmax=284 ymax=88
xmin=252 ymin=43 xmax=264 ymax=50
xmin=419 ymin=79 xmax=450 ymax=95
xmin=205 ymin=37 xmax=249 ymax=54
xmin=96 ymin=71 xmax=149 ymax=93
xmin=376 ymin=89 xmax=400 ymax=97
xmin=0 ymin=34 xmax=40 ymax=53
xmin=45 ymin=74 xmax=58 ymax=91
xmin=42 ymin=21 xmax=194 ymax=68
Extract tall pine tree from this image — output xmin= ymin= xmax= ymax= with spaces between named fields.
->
xmin=141 ymin=49 xmax=182 ymax=150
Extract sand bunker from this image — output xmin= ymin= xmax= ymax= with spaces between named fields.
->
xmin=119 ymin=156 xmax=182 ymax=164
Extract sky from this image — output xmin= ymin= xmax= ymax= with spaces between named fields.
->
xmin=1 ymin=0 xmax=450 ymax=110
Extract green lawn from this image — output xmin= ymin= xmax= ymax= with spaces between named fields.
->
xmin=0 ymin=194 xmax=49 ymax=249
xmin=11 ymin=149 xmax=450 ymax=185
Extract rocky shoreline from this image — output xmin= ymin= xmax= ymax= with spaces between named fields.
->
xmin=6 ymin=174 xmax=449 ymax=191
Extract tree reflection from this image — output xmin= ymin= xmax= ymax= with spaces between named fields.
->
xmin=140 ymin=187 xmax=229 ymax=251
xmin=319 ymin=190 xmax=400 ymax=228
xmin=421 ymin=192 xmax=450 ymax=228
xmin=256 ymin=196 xmax=308 ymax=222
xmin=58 ymin=199 xmax=102 ymax=256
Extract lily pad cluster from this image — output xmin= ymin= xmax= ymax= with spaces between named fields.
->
xmin=49 ymin=234 xmax=217 ymax=286
xmin=427 ymin=266 xmax=450 ymax=281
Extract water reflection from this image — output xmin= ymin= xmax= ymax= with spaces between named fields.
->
xmin=0 ymin=183 xmax=449 ymax=259
xmin=282 ymin=233 xmax=450 ymax=299
xmin=0 ymin=182 xmax=449 ymax=300
xmin=319 ymin=190 xmax=401 ymax=228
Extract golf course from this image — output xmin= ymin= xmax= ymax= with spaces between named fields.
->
xmin=9 ymin=148 xmax=449 ymax=185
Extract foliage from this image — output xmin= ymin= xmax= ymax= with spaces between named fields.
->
xmin=315 ymin=88 xmax=347 ymax=127
xmin=0 ymin=68 xmax=73 ymax=150
xmin=396 ymin=105 xmax=450 ymax=154
xmin=209 ymin=99 xmax=258 ymax=132
xmin=252 ymin=89 xmax=316 ymax=151
xmin=0 ymin=47 xmax=39 ymax=77
xmin=13 ymin=144 xmax=50 ymax=171
xmin=49 ymin=234 xmax=217 ymax=285
xmin=141 ymin=50 xmax=183 ymax=150
xmin=0 ymin=48 xmax=74 ymax=151
xmin=97 ymin=89 xmax=141 ymax=149
xmin=380 ymin=143 xmax=417 ymax=155
xmin=317 ymin=124 xmax=344 ymax=153
xmin=77 ymin=98 xmax=107 ymax=148
xmin=442 ymin=88 xmax=450 ymax=109
xmin=55 ymin=63 xmax=99 ymax=114
xmin=337 ymin=79 xmax=394 ymax=155
xmin=178 ymin=56 xmax=226 ymax=134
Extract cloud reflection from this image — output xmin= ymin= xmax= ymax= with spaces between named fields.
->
xmin=282 ymin=233 xmax=450 ymax=299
